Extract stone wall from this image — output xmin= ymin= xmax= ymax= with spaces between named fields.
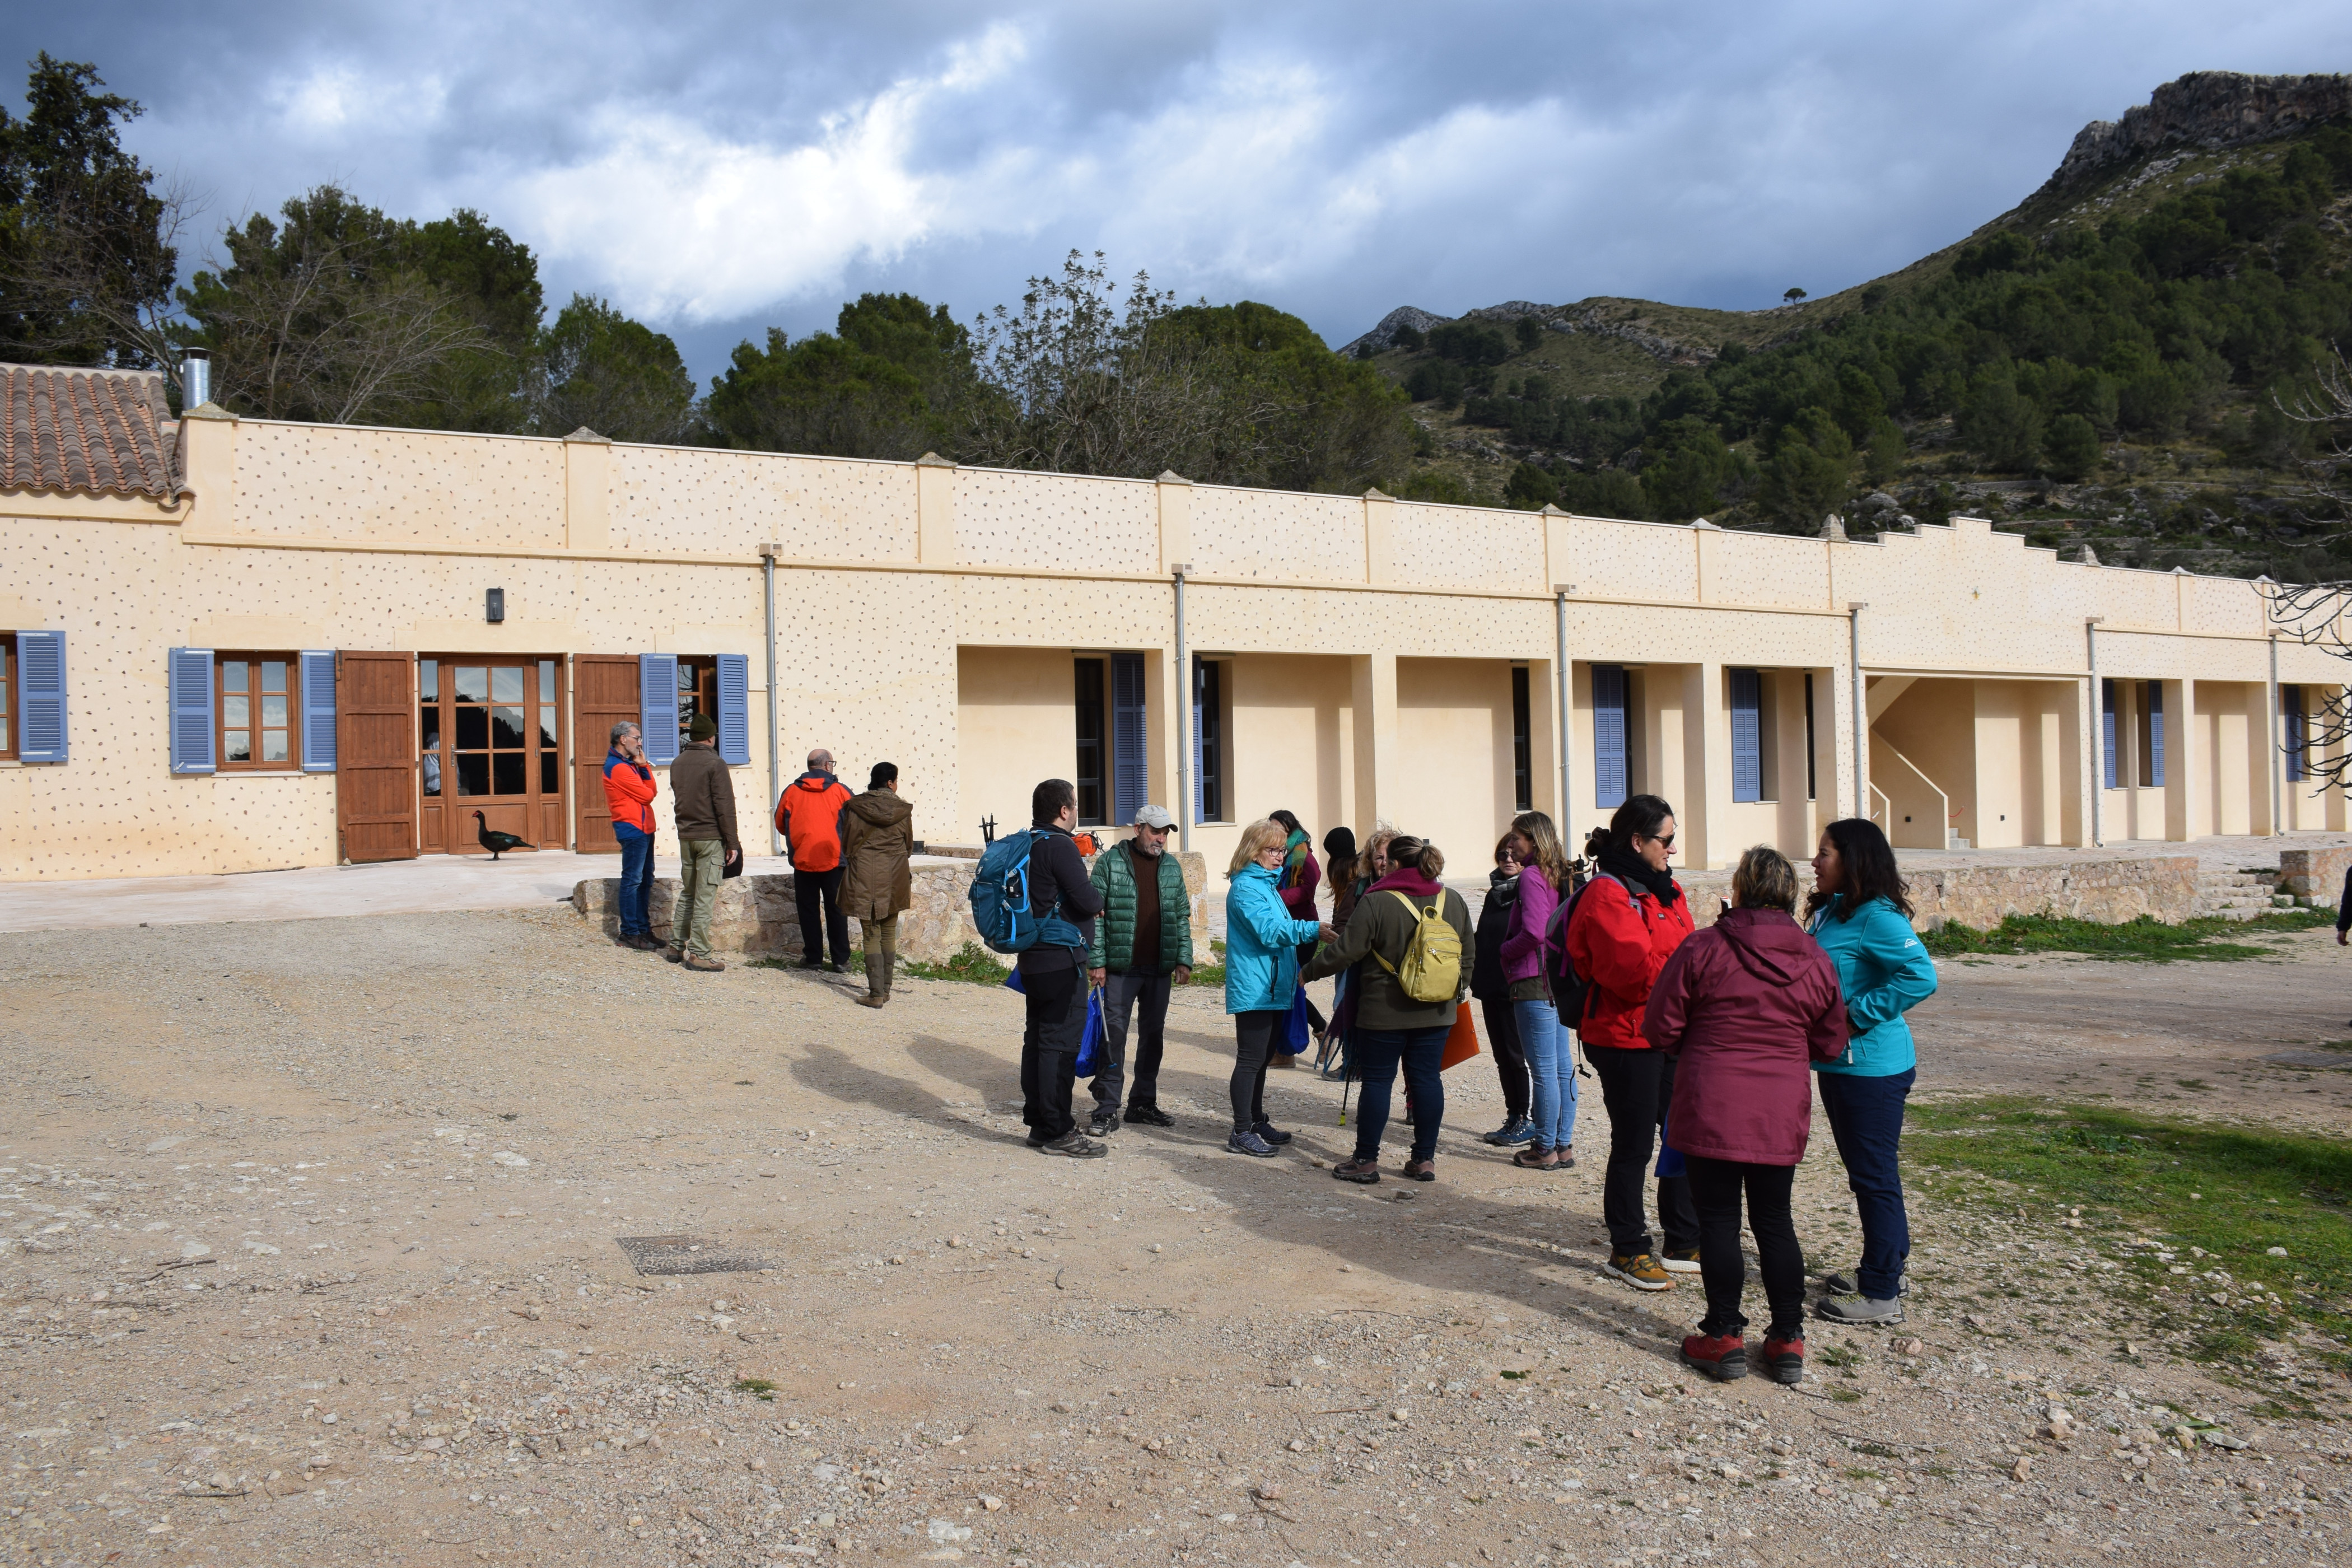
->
xmin=1674 ymin=855 xmax=2201 ymax=932
xmin=572 ymin=851 xmax=1210 ymax=964
xmin=2277 ymin=847 xmax=2352 ymax=906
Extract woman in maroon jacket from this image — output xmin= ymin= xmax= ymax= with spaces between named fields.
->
xmin=1643 ymin=846 xmax=1847 ymax=1386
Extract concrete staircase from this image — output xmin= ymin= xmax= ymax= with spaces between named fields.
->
xmin=2195 ymin=867 xmax=2288 ymax=921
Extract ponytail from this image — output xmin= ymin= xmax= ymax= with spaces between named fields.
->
xmin=1588 ymin=793 xmax=1675 ymax=859
xmin=1385 ymin=834 xmax=1446 ymax=881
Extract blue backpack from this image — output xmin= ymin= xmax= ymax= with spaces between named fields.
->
xmin=969 ymin=830 xmax=1044 ymax=954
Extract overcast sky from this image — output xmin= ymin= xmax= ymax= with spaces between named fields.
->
xmin=10 ymin=2 xmax=2349 ymax=381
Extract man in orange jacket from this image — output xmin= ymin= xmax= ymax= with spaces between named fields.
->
xmin=777 ymin=748 xmax=855 ymax=971
xmin=601 ymin=721 xmax=661 ymax=951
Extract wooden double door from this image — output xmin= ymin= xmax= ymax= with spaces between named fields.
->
xmin=419 ymin=656 xmax=567 ymax=855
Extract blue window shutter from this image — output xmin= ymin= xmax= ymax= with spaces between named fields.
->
xmin=2285 ymin=684 xmax=2306 ymax=783
xmin=299 ymin=650 xmax=337 ymax=773
xmin=2146 ymin=681 xmax=2165 ymax=787
xmin=716 ymin=654 xmax=750 ymax=766
xmin=2101 ymin=678 xmax=2118 ymax=790
xmin=1191 ymin=657 xmax=1205 ymax=824
xmin=1729 ymin=668 xmax=1761 ymax=803
xmin=169 ymin=647 xmax=215 ymax=774
xmin=640 ymin=654 xmax=679 ymax=766
xmin=1112 ymin=652 xmax=1147 ymax=826
xmin=17 ymin=630 xmax=67 ymax=763
xmin=1592 ymin=664 xmax=1627 ymax=810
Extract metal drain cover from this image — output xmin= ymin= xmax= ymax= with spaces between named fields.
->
xmin=615 ymin=1234 xmax=771 ymax=1275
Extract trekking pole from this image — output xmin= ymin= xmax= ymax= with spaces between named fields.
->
xmin=1337 ymin=1066 xmax=1353 ymax=1128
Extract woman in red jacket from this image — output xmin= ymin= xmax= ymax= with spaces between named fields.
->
xmin=1565 ymin=794 xmax=1698 ymax=1293
xmin=1643 ymin=847 xmax=1847 ymax=1385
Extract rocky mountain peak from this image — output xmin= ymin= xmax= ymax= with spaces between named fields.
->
xmin=1338 ymin=305 xmax=1453 ymax=357
xmin=2043 ymin=70 xmax=2349 ymax=193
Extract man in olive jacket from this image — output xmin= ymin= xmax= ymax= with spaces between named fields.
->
xmin=668 ymin=713 xmax=741 ymax=972
xmin=1084 ymin=804 xmax=1193 ymax=1135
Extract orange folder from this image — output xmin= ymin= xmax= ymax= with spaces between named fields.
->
xmin=1439 ymin=1003 xmax=1482 ymax=1071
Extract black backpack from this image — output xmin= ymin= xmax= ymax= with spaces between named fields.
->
xmin=1542 ymin=866 xmax=1621 ymax=1030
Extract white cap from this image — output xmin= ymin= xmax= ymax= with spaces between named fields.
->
xmin=1131 ymin=804 xmax=1176 ymax=829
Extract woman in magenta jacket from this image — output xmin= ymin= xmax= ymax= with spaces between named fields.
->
xmin=1499 ymin=810 xmax=1578 ymax=1170
xmin=1643 ymin=846 xmax=1847 ymax=1386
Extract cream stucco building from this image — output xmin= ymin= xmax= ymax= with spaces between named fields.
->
xmin=1 ymin=363 xmax=2342 ymax=885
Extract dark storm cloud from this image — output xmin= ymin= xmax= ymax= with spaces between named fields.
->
xmin=7 ymin=2 xmax=2348 ymax=380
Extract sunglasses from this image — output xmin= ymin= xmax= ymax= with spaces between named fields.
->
xmin=1639 ymin=832 xmax=1677 ymax=850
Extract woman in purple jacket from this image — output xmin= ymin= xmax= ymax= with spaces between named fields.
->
xmin=1642 ymin=846 xmax=1847 ymax=1385
xmin=1500 ymin=811 xmax=1578 ymax=1170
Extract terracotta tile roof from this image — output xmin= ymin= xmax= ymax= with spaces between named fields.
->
xmin=0 ymin=362 xmax=186 ymax=502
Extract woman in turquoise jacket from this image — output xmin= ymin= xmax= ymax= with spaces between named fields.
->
xmin=1804 ymin=817 xmax=1939 ymax=1325
xmin=1224 ymin=819 xmax=1331 ymax=1159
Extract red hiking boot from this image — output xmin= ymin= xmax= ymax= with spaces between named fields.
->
xmin=1679 ymin=1333 xmax=1747 ymax=1382
xmin=1760 ymin=1336 xmax=1805 ymax=1385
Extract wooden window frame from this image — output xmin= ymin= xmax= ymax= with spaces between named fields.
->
xmin=217 ymin=651 xmax=301 ymax=772
xmin=0 ymin=632 xmax=15 ymax=762
xmin=675 ymin=655 xmax=719 ymax=756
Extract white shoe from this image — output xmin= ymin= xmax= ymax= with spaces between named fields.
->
xmin=1661 ymin=1249 xmax=1702 ymax=1274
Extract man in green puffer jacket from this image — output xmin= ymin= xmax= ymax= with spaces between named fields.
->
xmin=1084 ymin=805 xmax=1194 ymax=1136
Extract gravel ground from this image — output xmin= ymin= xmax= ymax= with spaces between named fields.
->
xmin=1 ymin=909 xmax=2346 ymax=1568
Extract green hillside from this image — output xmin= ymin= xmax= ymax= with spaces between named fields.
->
xmin=1356 ymin=104 xmax=2352 ymax=581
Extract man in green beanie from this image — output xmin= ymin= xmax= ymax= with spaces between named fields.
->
xmin=668 ymin=712 xmax=741 ymax=972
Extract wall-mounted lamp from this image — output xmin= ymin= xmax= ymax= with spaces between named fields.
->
xmin=486 ymin=588 xmax=506 ymax=623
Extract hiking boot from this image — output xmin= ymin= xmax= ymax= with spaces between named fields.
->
xmin=1037 ymin=1130 xmax=1106 ymax=1159
xmin=1603 ymin=1252 xmax=1674 ymax=1292
xmin=1088 ymin=1108 xmax=1121 ymax=1138
xmin=1554 ymin=1145 xmax=1575 ymax=1169
xmin=1815 ymin=1293 xmax=1905 ymax=1325
xmin=1760 ymin=1336 xmax=1806 ymax=1385
xmin=1332 ymin=1156 xmax=1380 ymax=1184
xmin=1483 ymin=1116 xmax=1537 ymax=1146
xmin=618 ymin=931 xmax=661 ymax=951
xmin=1401 ymin=1158 xmax=1436 ymax=1182
xmin=683 ymin=952 xmax=725 ymax=973
xmin=799 ymin=957 xmax=827 ymax=970
xmin=826 ymin=961 xmax=848 ymax=975
xmin=1679 ymin=1333 xmax=1747 ymax=1382
xmin=1268 ymin=1052 xmax=1298 ymax=1069
xmin=1821 ymin=1269 xmax=1908 ymax=1298
xmin=1124 ymin=1105 xmax=1174 ymax=1128
xmin=1252 ymin=1121 xmax=1292 ymax=1146
xmin=1226 ymin=1128 xmax=1279 ymax=1158
xmin=1663 ymin=1248 xmax=1702 ymax=1275
xmin=858 ymin=951 xmax=889 ymax=1008
xmin=664 ymin=946 xmax=685 ymax=964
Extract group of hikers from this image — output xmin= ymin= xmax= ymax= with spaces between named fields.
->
xmin=599 ymin=722 xmax=1940 ymax=1387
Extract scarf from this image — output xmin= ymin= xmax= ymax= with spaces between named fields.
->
xmin=1598 ymin=842 xmax=1679 ymax=906
xmin=1368 ymin=866 xmax=1444 ymax=898
xmin=1280 ymin=829 xmax=1310 ymax=890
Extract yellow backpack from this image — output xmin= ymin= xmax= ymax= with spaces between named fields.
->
xmin=1375 ymin=890 xmax=1462 ymax=1003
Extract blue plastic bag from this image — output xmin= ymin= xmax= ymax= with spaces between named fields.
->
xmin=1281 ymin=983 xmax=1314 ymax=1055
xmin=1006 ymin=968 xmax=1106 ymax=1076
xmin=1654 ymin=1110 xmax=1686 ymax=1179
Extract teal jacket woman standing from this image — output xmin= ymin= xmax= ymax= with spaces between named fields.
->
xmin=1222 ymin=821 xmax=1328 ymax=1158
xmin=1805 ymin=818 xmax=1938 ymax=1324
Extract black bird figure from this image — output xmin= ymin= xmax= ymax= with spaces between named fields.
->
xmin=474 ymin=810 xmax=529 ymax=860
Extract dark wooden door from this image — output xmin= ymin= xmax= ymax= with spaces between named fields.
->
xmin=335 ymin=651 xmax=418 ymax=863
xmin=421 ymin=656 xmax=564 ymax=854
xmin=572 ymin=655 xmax=642 ymax=853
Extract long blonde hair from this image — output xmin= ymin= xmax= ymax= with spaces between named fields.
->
xmin=1509 ymin=810 xmax=1572 ymax=893
xmin=1227 ymin=818 xmax=1290 ymax=877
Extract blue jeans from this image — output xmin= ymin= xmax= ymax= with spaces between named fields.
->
xmin=1817 ymin=1067 xmax=1915 ymax=1299
xmin=1351 ymin=1025 xmax=1449 ymax=1164
xmin=613 ymin=822 xmax=654 ymax=936
xmin=1513 ymin=997 xmax=1577 ymax=1150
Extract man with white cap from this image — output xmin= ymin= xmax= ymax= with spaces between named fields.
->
xmin=1085 ymin=803 xmax=1194 ymax=1135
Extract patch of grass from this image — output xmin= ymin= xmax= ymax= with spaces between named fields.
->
xmin=901 ymin=942 xmax=1015 ymax=984
xmin=1823 ymin=1385 xmax=1863 ymax=1403
xmin=733 ymin=1378 xmax=777 ymax=1401
xmin=1907 ymin=1096 xmax=2352 ymax=1351
xmin=1922 ymin=908 xmax=2334 ymax=962
xmin=1186 ymin=939 xmax=1229 ymax=987
xmin=1817 ymin=1343 xmax=1864 ymax=1369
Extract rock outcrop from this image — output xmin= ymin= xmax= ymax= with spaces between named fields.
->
xmin=1337 ymin=305 xmax=1452 ymax=357
xmin=2043 ymin=71 xmax=2350 ymax=194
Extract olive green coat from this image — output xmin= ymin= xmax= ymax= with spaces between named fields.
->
xmin=1086 ymin=839 xmax=1193 ymax=974
xmin=837 ymin=788 xmax=913 ymax=921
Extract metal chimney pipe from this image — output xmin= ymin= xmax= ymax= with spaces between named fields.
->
xmin=180 ymin=349 xmax=211 ymax=410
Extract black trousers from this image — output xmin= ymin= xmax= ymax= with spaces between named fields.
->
xmin=1584 ymin=1044 xmax=1700 ymax=1259
xmin=1231 ymin=1010 xmax=1285 ymax=1132
xmin=1481 ymin=995 xmax=1529 ymax=1120
xmin=1091 ymin=969 xmax=1172 ymax=1113
xmin=1020 ymin=964 xmax=1087 ymax=1141
xmin=1683 ymin=1154 xmax=1805 ymax=1340
xmin=794 ymin=866 xmax=851 ymax=966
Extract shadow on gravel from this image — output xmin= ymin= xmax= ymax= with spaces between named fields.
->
xmin=807 ymin=1024 xmax=1692 ymax=1370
